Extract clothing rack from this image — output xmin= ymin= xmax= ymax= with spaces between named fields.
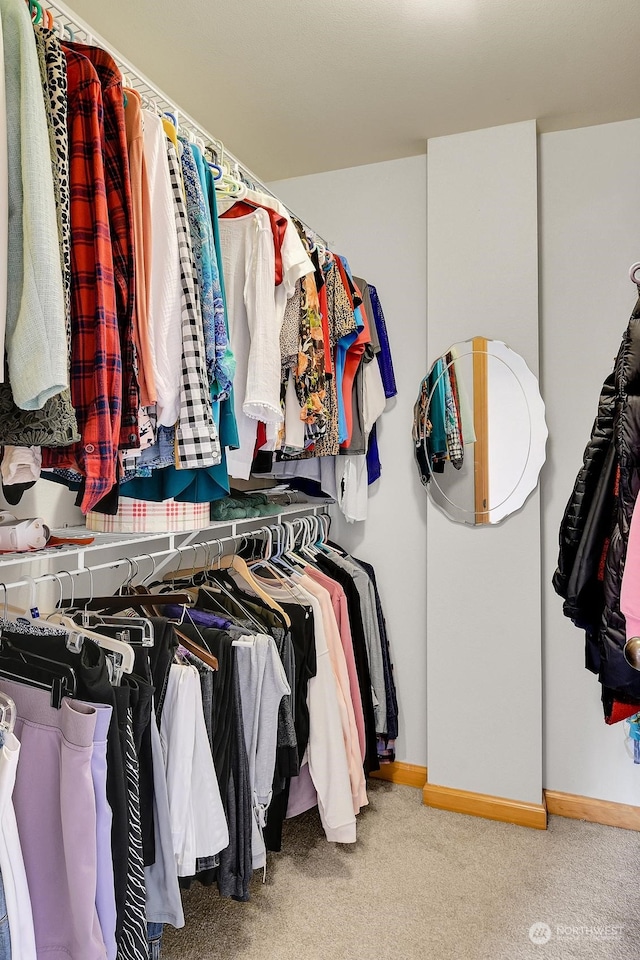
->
xmin=0 ymin=503 xmax=331 ymax=601
xmin=41 ymin=0 xmax=331 ymax=248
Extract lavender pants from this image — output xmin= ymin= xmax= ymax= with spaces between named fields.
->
xmin=0 ymin=679 xmax=107 ymax=960
xmin=83 ymin=702 xmax=117 ymax=960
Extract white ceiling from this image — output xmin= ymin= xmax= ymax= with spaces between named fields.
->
xmin=69 ymin=0 xmax=640 ymax=181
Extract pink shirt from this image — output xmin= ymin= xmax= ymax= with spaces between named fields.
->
xmin=299 ymin=574 xmax=367 ymax=814
xmin=621 ymin=494 xmax=640 ymax=639
xmin=305 ymin=566 xmax=366 ymax=763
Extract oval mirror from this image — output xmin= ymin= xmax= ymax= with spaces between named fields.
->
xmin=414 ymin=338 xmax=547 ymax=525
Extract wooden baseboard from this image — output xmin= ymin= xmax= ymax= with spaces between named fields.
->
xmin=371 ymin=765 xmax=639 ymax=832
xmin=370 ymin=762 xmax=427 ymax=789
xmin=545 ymin=790 xmax=640 ymax=831
xmin=422 ymin=780 xmax=548 ymax=830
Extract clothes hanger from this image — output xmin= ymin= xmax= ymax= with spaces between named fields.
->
xmin=155 ymin=539 xmax=274 ymax=632
xmin=295 ymin=516 xmax=321 ymax=561
xmin=130 ymin=585 xmax=218 ymax=671
xmin=75 ymin=553 xmax=192 ymax=612
xmin=125 ymin=548 xmax=221 ymax=663
xmin=0 ymin=584 xmax=8 ymax=623
xmin=630 ymin=262 xmax=640 ymax=286
xmin=267 ymin=522 xmax=300 ymax=576
xmin=203 ymin=140 xmax=224 ymax=180
xmin=208 ymin=540 xmax=291 ymax=628
xmin=0 ymin=692 xmax=16 ymax=735
xmin=41 ymin=567 xmax=134 ymax=680
xmin=281 ymin=520 xmax=310 ymax=567
xmin=203 ymin=575 xmax=269 ymax=634
xmin=68 ymin=564 xmax=155 ymax=647
xmin=248 ymin=526 xmax=309 ymax=611
xmin=0 ymin=580 xmax=78 ymax=709
xmin=206 ymin=159 xmax=223 ymax=181
xmin=159 ymin=538 xmax=217 ymax=583
xmin=47 ymin=611 xmax=135 ymax=679
xmin=52 ymin=17 xmax=74 ymax=41
xmin=313 ymin=513 xmax=342 ymax=556
xmin=174 ymin=603 xmax=230 ymax=659
xmin=28 ymin=0 xmax=43 ymax=25
xmin=0 ymin=643 xmax=77 ymax=710
xmin=195 ymin=540 xmax=279 ymax=632
xmin=215 ymin=156 xmax=248 ymax=200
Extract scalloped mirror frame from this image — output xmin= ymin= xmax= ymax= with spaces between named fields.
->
xmin=422 ymin=339 xmax=548 ymax=526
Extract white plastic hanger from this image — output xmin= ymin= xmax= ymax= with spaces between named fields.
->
xmin=46 ymin=570 xmax=135 ymax=679
xmin=248 ymin=526 xmax=307 ymax=609
xmin=0 ymin=692 xmax=16 ymax=735
xmin=48 ymin=612 xmax=135 ymax=676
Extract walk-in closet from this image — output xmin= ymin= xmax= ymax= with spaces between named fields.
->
xmin=0 ymin=0 xmax=638 ymax=957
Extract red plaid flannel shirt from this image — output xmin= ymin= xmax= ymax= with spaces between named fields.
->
xmin=65 ymin=42 xmax=140 ymax=449
xmin=42 ymin=49 xmax=122 ymax=513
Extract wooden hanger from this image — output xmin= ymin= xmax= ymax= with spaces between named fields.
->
xmin=73 ymin=593 xmax=193 ymax=613
xmin=210 ymin=554 xmax=291 ymax=628
xmin=133 ymin=586 xmax=218 ymax=670
xmin=162 ymin=540 xmax=292 ymax=628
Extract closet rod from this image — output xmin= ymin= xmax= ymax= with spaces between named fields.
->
xmin=41 ymin=0 xmax=330 ymax=249
xmin=0 ymin=513 xmax=326 ymax=596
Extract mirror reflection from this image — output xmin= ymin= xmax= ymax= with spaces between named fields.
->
xmin=414 ymin=338 xmax=547 ymax=525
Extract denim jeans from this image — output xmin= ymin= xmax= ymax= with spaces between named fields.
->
xmin=147 ymin=922 xmax=163 ymax=960
xmin=0 ymin=866 xmax=10 ymax=960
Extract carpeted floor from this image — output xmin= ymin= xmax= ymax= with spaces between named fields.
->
xmin=162 ymin=780 xmax=640 ymax=960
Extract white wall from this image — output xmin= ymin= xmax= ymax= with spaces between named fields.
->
xmin=540 ymin=118 xmax=640 ymax=803
xmin=426 ymin=121 xmax=543 ymax=805
xmin=271 ymin=156 xmax=429 ymax=767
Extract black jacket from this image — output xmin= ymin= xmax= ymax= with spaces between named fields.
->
xmin=554 ymin=299 xmax=640 ymax=709
xmin=552 ymin=371 xmax=616 ymax=628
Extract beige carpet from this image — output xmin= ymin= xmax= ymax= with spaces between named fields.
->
xmin=162 ymin=780 xmax=640 ymax=960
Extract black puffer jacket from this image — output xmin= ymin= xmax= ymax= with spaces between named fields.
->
xmin=552 ymin=370 xmax=616 ymax=625
xmin=599 ymin=304 xmax=640 ymax=699
xmin=554 ymin=298 xmax=640 ymax=708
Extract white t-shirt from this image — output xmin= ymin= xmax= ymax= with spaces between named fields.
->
xmin=218 ymin=210 xmax=281 ymax=479
xmin=143 ymin=112 xmax=182 ymax=427
xmin=335 ymin=455 xmax=369 ymax=523
xmin=219 ymin=193 xmax=315 ymax=460
xmin=0 ymin=731 xmax=36 ymax=960
xmin=160 ymin=664 xmax=229 ymax=876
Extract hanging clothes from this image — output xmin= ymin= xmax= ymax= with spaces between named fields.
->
xmin=63 ymin=41 xmax=140 ymax=449
xmin=554 ymin=296 xmax=640 ymax=724
xmin=123 ymin=89 xmax=155 ymax=409
xmin=40 ymin=46 xmax=122 ymax=514
xmin=0 ymin=23 xmax=79 ymax=462
xmin=219 ymin=208 xmax=281 ymax=479
xmin=0 ymin=0 xmax=67 ymax=411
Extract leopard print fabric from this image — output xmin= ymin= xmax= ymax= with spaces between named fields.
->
xmin=280 ymin=280 xmax=300 ymax=373
xmin=0 ymin=27 xmax=79 ymax=447
xmin=35 ymin=25 xmax=71 ymax=354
